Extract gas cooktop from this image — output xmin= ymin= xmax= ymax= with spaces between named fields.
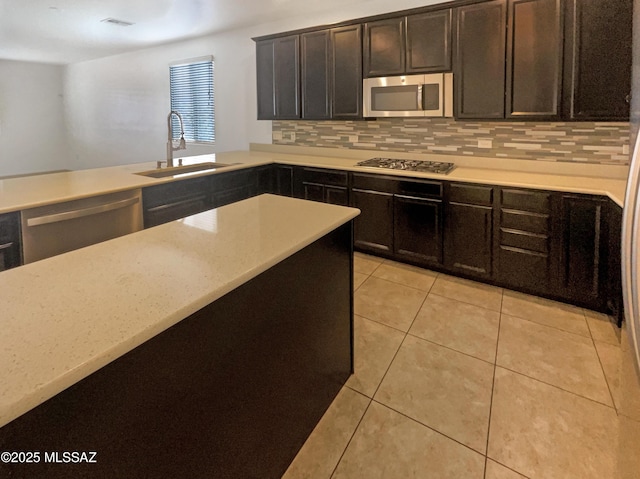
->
xmin=356 ymin=157 xmax=456 ymax=175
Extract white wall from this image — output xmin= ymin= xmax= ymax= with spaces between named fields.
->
xmin=0 ymin=60 xmax=71 ymax=176
xmin=63 ymin=0 xmax=447 ymax=170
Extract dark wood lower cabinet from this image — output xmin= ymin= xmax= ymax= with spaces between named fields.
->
xmin=0 ymin=212 xmax=22 ymax=271
xmin=495 ymin=187 xmax=556 ymax=295
xmin=560 ymin=194 xmax=607 ymax=309
xmin=275 ymin=165 xmax=295 ymax=197
xmin=444 ymin=202 xmax=493 ymax=278
xmin=606 ymin=202 xmax=624 ymax=325
xmin=394 ymin=195 xmax=443 ymax=266
xmin=142 ymin=177 xmax=212 ymax=228
xmin=0 ymin=224 xmax=354 ymax=479
xmin=352 ymin=188 xmax=394 ymax=253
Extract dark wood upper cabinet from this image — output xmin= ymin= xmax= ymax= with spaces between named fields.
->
xmin=364 ymin=17 xmax=405 ymax=77
xmin=255 ymin=35 xmax=300 ymax=120
xmin=406 ymin=10 xmax=452 ymax=73
xmin=563 ymin=0 xmax=632 ymax=120
xmin=364 ymin=11 xmax=453 ymax=77
xmin=331 ymin=25 xmax=363 ymax=119
xmin=506 ymin=0 xmax=563 ymax=119
xmin=256 ymin=40 xmax=276 ymax=120
xmin=301 ymin=30 xmax=331 ymax=119
xmin=454 ymin=0 xmax=507 ymax=119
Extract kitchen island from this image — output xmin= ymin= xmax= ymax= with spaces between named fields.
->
xmin=0 ymin=194 xmax=359 ymax=478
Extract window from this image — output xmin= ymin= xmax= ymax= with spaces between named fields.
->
xmin=169 ymin=56 xmax=215 ymax=143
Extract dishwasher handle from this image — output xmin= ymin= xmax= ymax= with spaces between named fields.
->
xmin=26 ymin=196 xmax=140 ymax=227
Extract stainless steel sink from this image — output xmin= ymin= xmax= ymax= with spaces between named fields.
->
xmin=135 ymin=162 xmax=235 ymax=178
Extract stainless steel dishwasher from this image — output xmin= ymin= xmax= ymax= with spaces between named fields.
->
xmin=21 ymin=189 xmax=143 ymax=264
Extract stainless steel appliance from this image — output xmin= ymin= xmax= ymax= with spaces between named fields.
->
xmin=356 ymin=157 xmax=455 ymax=175
xmin=21 ymin=189 xmax=143 ymax=263
xmin=363 ymin=73 xmax=453 ymax=118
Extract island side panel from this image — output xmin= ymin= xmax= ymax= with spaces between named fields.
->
xmin=0 ymin=222 xmax=354 ymax=479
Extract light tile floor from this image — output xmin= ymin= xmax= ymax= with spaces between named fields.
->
xmin=283 ymin=253 xmax=640 ymax=479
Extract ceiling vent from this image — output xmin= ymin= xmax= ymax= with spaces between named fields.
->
xmin=100 ymin=18 xmax=135 ymax=27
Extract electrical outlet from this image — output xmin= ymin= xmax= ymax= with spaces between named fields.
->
xmin=288 ymin=132 xmax=296 ymax=141
xmin=349 ymin=135 xmax=358 ymax=143
xmin=272 ymin=131 xmax=283 ymax=141
xmin=478 ymin=139 xmax=492 ymax=149
xmin=623 ymin=144 xmax=630 ymax=155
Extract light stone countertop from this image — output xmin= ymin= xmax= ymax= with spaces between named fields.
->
xmin=0 ymin=194 xmax=360 ymax=428
xmin=0 ymin=147 xmax=629 ymax=214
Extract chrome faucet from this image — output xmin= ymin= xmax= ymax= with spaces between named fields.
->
xmin=166 ymin=110 xmax=186 ymax=167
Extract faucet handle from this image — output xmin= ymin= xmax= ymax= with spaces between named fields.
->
xmin=157 ymin=160 xmax=166 ymax=169
xmin=178 ymin=158 xmax=183 ymax=166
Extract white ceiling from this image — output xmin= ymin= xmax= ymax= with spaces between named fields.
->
xmin=0 ymin=0 xmax=404 ymax=65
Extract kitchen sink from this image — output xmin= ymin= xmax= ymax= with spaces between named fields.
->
xmin=135 ymin=162 xmax=236 ymax=178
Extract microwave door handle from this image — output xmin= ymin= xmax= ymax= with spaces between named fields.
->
xmin=417 ymin=84 xmax=424 ymax=110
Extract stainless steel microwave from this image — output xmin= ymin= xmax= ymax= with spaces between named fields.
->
xmin=363 ymin=73 xmax=453 ymax=118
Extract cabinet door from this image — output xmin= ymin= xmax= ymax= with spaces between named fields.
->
xmin=256 ymin=165 xmax=275 ymax=195
xmin=301 ymin=30 xmax=331 ymax=119
xmin=444 ymin=183 xmax=494 ymax=279
xmin=274 ymin=36 xmax=301 ymax=119
xmin=302 ymin=182 xmax=325 ymax=203
xmin=331 ymin=25 xmax=363 ymax=119
xmin=0 ymin=212 xmax=22 ymax=271
xmin=560 ymin=195 xmax=607 ymax=308
xmin=255 ymin=36 xmax=301 ymax=120
xmin=406 ymin=10 xmax=452 ymax=73
xmin=563 ymin=0 xmax=632 ymax=120
xmin=506 ymin=0 xmax=562 ymax=119
xmin=394 ymin=195 xmax=443 ymax=266
xmin=363 ymin=17 xmax=405 ymax=77
xmin=352 ymin=189 xmax=394 ymax=253
xmin=455 ymin=0 xmax=507 ymax=118
xmin=274 ymin=165 xmax=294 ymax=197
xmin=606 ymin=201 xmax=623 ymax=325
xmin=256 ymin=40 xmax=276 ymax=120
xmin=325 ymin=186 xmax=349 ymax=206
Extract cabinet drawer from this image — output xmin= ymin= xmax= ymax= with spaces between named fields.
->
xmin=448 ymin=183 xmax=493 ymax=205
xmin=301 ymin=167 xmax=349 ymax=187
xmin=501 ymin=209 xmax=550 ymax=234
xmin=351 ymin=173 xmax=397 ymax=193
xmin=500 ymin=228 xmax=549 ymax=254
xmin=397 ymin=179 xmax=442 ymax=198
xmin=501 ymin=188 xmax=551 ymax=213
xmin=498 ymin=246 xmax=551 ymax=294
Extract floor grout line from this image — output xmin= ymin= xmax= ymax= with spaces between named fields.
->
xmin=370 ymin=399 xmax=488 ymax=458
xmin=484 ymin=291 xmax=504 ymax=479
xmin=327 ymin=391 xmax=373 ymax=479
xmin=494 ymin=364 xmax=617 ymax=410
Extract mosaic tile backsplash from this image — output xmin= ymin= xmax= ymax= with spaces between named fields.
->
xmin=273 ymin=119 xmax=630 ymax=165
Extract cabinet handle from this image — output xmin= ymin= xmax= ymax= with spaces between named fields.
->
xmin=626 ymin=94 xmax=631 ymax=104
xmin=0 ymin=242 xmax=13 ymax=251
xmin=146 ymin=195 xmax=207 ymax=213
xmin=26 ymin=197 xmax=140 ymax=227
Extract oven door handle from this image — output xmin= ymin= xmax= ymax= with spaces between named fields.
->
xmin=417 ymin=84 xmax=424 ymax=110
xmin=26 ymin=197 xmax=140 ymax=227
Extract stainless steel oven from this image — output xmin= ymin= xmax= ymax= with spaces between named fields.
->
xmin=363 ymin=73 xmax=453 ymax=118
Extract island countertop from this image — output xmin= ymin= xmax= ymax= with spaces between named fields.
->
xmin=0 ymin=194 xmax=360 ymax=428
xmin=0 ymin=146 xmax=629 ymax=214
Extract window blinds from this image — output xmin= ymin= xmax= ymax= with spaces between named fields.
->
xmin=169 ymin=58 xmax=215 ymax=143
